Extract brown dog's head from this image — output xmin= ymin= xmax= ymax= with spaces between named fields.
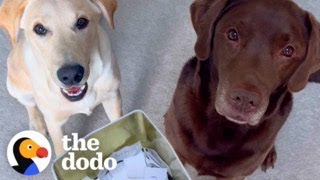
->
xmin=191 ymin=0 xmax=320 ymax=125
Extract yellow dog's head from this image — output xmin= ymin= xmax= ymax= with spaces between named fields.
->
xmin=0 ymin=0 xmax=117 ymax=101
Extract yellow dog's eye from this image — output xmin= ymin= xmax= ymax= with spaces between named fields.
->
xmin=34 ymin=24 xmax=47 ymax=36
xmin=76 ymin=18 xmax=89 ymax=30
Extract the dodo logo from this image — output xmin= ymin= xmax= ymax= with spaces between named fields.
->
xmin=7 ymin=131 xmax=51 ymax=176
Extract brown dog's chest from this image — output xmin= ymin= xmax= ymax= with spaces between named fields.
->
xmin=167 ymin=102 xmax=288 ymax=177
xmin=178 ymin=110 xmax=272 ymax=153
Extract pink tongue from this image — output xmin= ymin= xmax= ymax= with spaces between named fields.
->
xmin=67 ymin=87 xmax=81 ymax=94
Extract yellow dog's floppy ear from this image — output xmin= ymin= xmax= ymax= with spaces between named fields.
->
xmin=190 ymin=0 xmax=229 ymax=60
xmin=92 ymin=0 xmax=117 ymax=29
xmin=288 ymin=13 xmax=320 ymax=92
xmin=0 ymin=0 xmax=27 ymax=47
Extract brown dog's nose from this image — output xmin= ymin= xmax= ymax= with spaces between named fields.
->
xmin=229 ymin=89 xmax=260 ymax=113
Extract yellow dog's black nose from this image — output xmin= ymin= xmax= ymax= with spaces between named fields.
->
xmin=57 ymin=64 xmax=84 ymax=86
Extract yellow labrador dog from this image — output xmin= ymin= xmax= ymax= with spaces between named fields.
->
xmin=0 ymin=0 xmax=121 ymax=155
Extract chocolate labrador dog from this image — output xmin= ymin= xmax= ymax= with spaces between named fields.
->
xmin=165 ymin=0 xmax=320 ymax=179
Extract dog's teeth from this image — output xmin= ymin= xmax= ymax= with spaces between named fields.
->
xmin=62 ymin=85 xmax=86 ymax=98
xmin=75 ymin=91 xmax=82 ymax=96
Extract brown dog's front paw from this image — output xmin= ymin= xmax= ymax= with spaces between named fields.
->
xmin=261 ymin=146 xmax=277 ymax=172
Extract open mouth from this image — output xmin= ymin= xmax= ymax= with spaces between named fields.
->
xmin=60 ymin=83 xmax=88 ymax=102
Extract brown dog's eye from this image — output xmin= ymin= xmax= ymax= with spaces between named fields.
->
xmin=282 ymin=46 xmax=295 ymax=57
xmin=228 ymin=29 xmax=238 ymax=41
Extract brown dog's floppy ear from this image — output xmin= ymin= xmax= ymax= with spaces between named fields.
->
xmin=288 ymin=13 xmax=320 ymax=92
xmin=0 ymin=0 xmax=27 ymax=47
xmin=92 ymin=0 xmax=117 ymax=29
xmin=190 ymin=0 xmax=229 ymax=60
